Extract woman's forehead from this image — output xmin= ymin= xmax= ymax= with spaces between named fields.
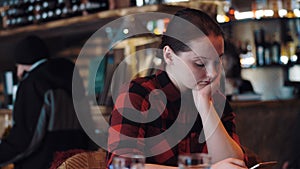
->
xmin=187 ymin=36 xmax=224 ymax=58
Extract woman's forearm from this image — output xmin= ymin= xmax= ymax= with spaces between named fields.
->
xmin=201 ymin=103 xmax=244 ymax=163
xmin=192 ymin=89 xmax=244 ymax=163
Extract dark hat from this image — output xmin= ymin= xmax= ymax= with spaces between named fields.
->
xmin=15 ymin=35 xmax=50 ymax=65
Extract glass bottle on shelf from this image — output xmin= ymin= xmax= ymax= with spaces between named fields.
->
xmin=70 ymin=0 xmax=82 ymax=17
xmin=55 ymin=0 xmax=67 ymax=18
xmin=285 ymin=31 xmax=296 ymax=63
xmin=280 ymin=42 xmax=289 ymax=64
xmin=33 ymin=1 xmax=42 ymax=23
xmin=256 ymin=45 xmax=265 ymax=66
xmin=84 ymin=0 xmax=109 ymax=14
xmin=295 ymin=45 xmax=300 ymax=64
xmin=14 ymin=0 xmax=28 ymax=26
xmin=284 ymin=0 xmax=296 ymax=18
xmin=264 ymin=34 xmax=272 ymax=65
xmin=39 ymin=0 xmax=57 ymax=22
xmin=271 ymin=0 xmax=280 ymax=18
xmin=271 ymin=33 xmax=281 ymax=65
xmin=26 ymin=1 xmax=35 ymax=25
xmin=5 ymin=2 xmax=15 ymax=28
xmin=254 ymin=28 xmax=265 ymax=66
xmin=41 ymin=1 xmax=49 ymax=21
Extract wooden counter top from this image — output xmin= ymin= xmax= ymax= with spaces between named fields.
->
xmin=0 ymin=109 xmax=12 ymax=115
xmin=230 ymin=98 xmax=300 ymax=108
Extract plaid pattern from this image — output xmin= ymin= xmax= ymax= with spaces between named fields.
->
xmin=106 ymin=71 xmax=241 ymax=168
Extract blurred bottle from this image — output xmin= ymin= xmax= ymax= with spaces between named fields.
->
xmin=69 ymin=0 xmax=81 ymax=16
xmin=55 ymin=0 xmax=69 ymax=18
xmin=26 ymin=1 xmax=35 ymax=25
xmin=270 ymin=0 xmax=280 ymax=18
xmin=254 ymin=28 xmax=265 ymax=66
xmin=33 ymin=0 xmax=43 ymax=23
xmin=0 ymin=0 xmax=48 ymax=30
xmin=271 ymin=33 xmax=281 ymax=64
xmin=40 ymin=1 xmax=57 ymax=22
xmin=264 ymin=34 xmax=272 ymax=65
xmin=285 ymin=31 xmax=296 ymax=63
xmin=83 ymin=0 xmax=109 ymax=14
xmin=14 ymin=0 xmax=30 ymax=26
xmin=284 ymin=0 xmax=296 ymax=18
xmin=4 ymin=1 xmax=17 ymax=28
xmin=295 ymin=45 xmax=300 ymax=64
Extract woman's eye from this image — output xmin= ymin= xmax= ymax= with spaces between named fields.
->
xmin=195 ymin=63 xmax=205 ymax=67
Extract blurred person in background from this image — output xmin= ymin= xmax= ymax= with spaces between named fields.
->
xmin=0 ymin=35 xmax=95 ymax=169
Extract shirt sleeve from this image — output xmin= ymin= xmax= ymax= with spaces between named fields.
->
xmin=221 ymin=99 xmax=249 ymax=163
xmin=0 ymin=79 xmax=44 ymax=166
xmin=106 ymin=81 xmax=150 ymax=167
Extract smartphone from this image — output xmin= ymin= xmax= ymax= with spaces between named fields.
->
xmin=250 ymin=161 xmax=277 ymax=169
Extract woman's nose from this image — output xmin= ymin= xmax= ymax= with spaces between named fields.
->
xmin=206 ymin=62 xmax=218 ymax=79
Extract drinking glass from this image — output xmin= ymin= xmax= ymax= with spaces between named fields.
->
xmin=112 ymin=155 xmax=145 ymax=169
xmin=178 ymin=153 xmax=211 ymax=169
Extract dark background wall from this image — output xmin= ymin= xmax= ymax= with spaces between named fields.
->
xmin=232 ymin=99 xmax=300 ymax=169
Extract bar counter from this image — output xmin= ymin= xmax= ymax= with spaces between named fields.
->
xmin=1 ymin=99 xmax=299 ymax=169
xmin=231 ymin=98 xmax=300 ymax=169
xmin=0 ymin=108 xmax=12 ymax=115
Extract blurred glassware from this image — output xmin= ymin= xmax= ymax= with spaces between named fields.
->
xmin=178 ymin=153 xmax=211 ymax=169
xmin=112 ymin=154 xmax=145 ymax=169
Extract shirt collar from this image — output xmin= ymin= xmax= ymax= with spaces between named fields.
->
xmin=156 ymin=70 xmax=181 ymax=101
xmin=21 ymin=59 xmax=47 ymax=80
xmin=29 ymin=58 xmax=47 ymax=72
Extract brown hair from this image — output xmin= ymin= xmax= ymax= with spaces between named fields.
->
xmin=160 ymin=8 xmax=224 ymax=54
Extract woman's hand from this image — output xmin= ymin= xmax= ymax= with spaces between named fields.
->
xmin=193 ymin=70 xmax=222 ymax=100
xmin=211 ymin=158 xmax=248 ymax=169
xmin=192 ymin=71 xmax=221 ymax=113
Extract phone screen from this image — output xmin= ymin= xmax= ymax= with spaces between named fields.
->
xmin=250 ymin=161 xmax=277 ymax=169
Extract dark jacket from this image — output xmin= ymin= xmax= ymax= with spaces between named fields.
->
xmin=0 ymin=58 xmax=94 ymax=169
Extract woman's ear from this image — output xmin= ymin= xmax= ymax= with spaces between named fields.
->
xmin=163 ymin=46 xmax=175 ymax=65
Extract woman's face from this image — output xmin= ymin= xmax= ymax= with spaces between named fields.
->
xmin=164 ymin=35 xmax=224 ymax=90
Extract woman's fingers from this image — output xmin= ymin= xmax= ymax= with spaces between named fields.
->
xmin=226 ymin=158 xmax=247 ymax=167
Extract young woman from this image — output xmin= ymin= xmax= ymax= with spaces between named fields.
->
xmin=107 ymin=8 xmax=248 ymax=169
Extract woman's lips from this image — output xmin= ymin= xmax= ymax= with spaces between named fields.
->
xmin=197 ymin=80 xmax=211 ymax=85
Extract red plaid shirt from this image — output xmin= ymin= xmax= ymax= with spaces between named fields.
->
xmin=106 ymin=70 xmax=242 ymax=168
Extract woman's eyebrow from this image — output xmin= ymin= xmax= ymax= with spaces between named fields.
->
xmin=193 ymin=53 xmax=224 ymax=60
xmin=192 ymin=56 xmax=206 ymax=60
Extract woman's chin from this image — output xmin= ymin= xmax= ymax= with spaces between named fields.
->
xmin=193 ymin=84 xmax=206 ymax=90
xmin=181 ymin=83 xmax=207 ymax=91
